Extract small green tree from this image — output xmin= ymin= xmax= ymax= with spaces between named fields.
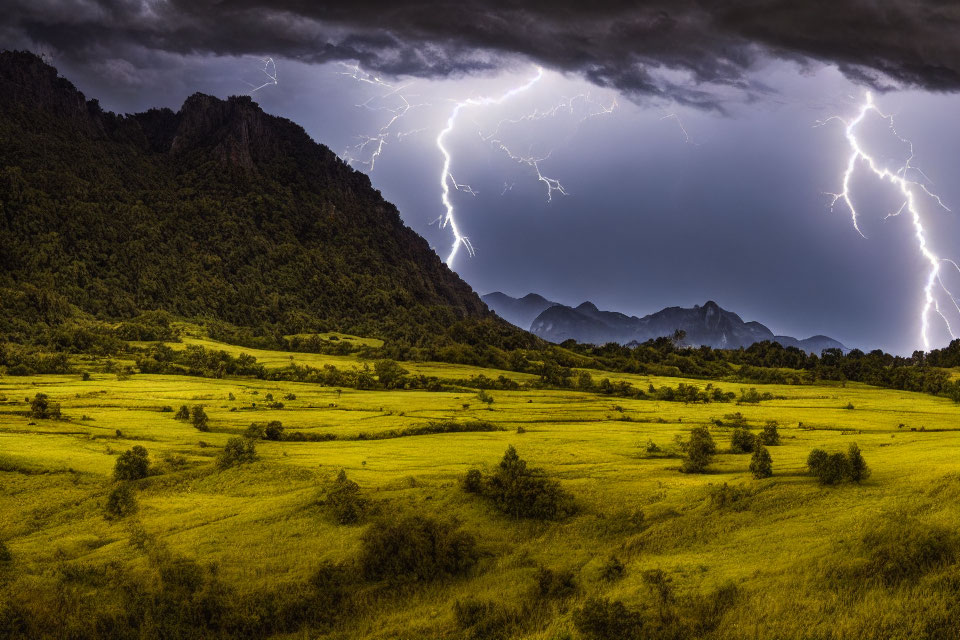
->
xmin=264 ymin=420 xmax=284 ymax=441
xmin=757 ymin=421 xmax=781 ymax=446
xmin=217 ymin=437 xmax=257 ymax=468
xmin=681 ymin=427 xmax=716 ymax=473
xmin=175 ymin=405 xmax=190 ymax=420
xmin=847 ymin=443 xmax=870 ymax=483
xmin=105 ymin=483 xmax=138 ymax=518
xmin=30 ymin=393 xmax=60 ymax=419
xmin=749 ymin=445 xmax=773 ymax=479
xmin=191 ymin=405 xmax=209 ymax=432
xmin=326 ymin=469 xmax=368 ymax=525
xmin=808 ymin=448 xmax=850 ymax=485
xmin=730 ymin=428 xmax=756 ymax=453
xmin=114 ymin=446 xmax=150 ymax=481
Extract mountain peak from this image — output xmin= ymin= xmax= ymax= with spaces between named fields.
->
xmin=576 ymin=301 xmax=599 ymax=313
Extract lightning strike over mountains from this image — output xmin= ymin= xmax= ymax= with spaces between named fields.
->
xmin=822 ymin=92 xmax=960 ymax=350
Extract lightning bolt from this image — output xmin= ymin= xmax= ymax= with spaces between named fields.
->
xmin=436 ymin=68 xmax=547 ymax=266
xmin=244 ymin=57 xmax=277 ymax=94
xmin=821 ymin=92 xmax=958 ymax=351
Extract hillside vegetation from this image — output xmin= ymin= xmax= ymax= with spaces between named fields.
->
xmin=2 ymin=337 xmax=960 ymax=639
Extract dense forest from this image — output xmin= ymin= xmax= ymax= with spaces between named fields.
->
xmin=0 ymin=51 xmax=535 ymax=353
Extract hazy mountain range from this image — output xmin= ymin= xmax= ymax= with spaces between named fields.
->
xmin=482 ymin=293 xmax=846 ymax=354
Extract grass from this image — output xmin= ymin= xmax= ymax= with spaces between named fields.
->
xmin=2 ymin=343 xmax=960 ymax=638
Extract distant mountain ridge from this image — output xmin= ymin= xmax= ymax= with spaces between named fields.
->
xmin=484 ymin=294 xmax=846 ymax=354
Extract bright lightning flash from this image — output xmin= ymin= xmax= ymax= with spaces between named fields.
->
xmin=821 ymin=92 xmax=958 ymax=351
xmin=245 ymin=58 xmax=277 ymax=94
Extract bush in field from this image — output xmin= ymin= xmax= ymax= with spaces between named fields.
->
xmin=217 ymin=437 xmax=257 ymax=469
xmin=600 ymin=555 xmax=626 ymax=582
xmin=264 ymin=420 xmax=285 ymax=441
xmin=0 ymin=541 xmax=10 ymax=565
xmin=476 ymin=446 xmax=575 ymax=520
xmin=454 ymin=599 xmax=520 ymax=640
xmin=847 ymin=443 xmax=871 ymax=482
xmin=573 ymin=597 xmax=646 ymax=640
xmin=114 ymin=446 xmax=150 ymax=481
xmin=462 ymin=469 xmax=484 ymax=494
xmin=325 ymin=470 xmax=368 ymax=525
xmin=175 ymin=404 xmax=190 ymax=420
xmin=359 ymin=515 xmax=478 ymax=582
xmin=534 ymin=566 xmax=578 ymax=600
xmin=808 ymin=445 xmax=869 ymax=485
xmin=105 ymin=483 xmax=138 ymax=518
xmin=681 ymin=427 xmax=716 ymax=473
xmin=757 ymin=421 xmax=780 ymax=446
xmin=749 ymin=445 xmax=773 ymax=479
xmin=729 ymin=428 xmax=755 ymax=453
xmin=29 ymin=393 xmax=61 ymax=419
xmin=190 ymin=405 xmax=209 ymax=432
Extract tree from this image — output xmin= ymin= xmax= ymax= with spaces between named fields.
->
xmin=469 ymin=446 xmax=575 ymax=520
xmin=374 ymin=359 xmax=408 ymax=389
xmin=326 ymin=469 xmax=367 ymax=525
xmin=681 ymin=427 xmax=716 ymax=473
xmin=757 ymin=422 xmax=781 ymax=446
xmin=808 ymin=448 xmax=849 ymax=485
xmin=114 ymin=446 xmax=150 ymax=481
xmin=847 ymin=443 xmax=870 ymax=482
xmin=264 ymin=420 xmax=284 ymax=441
xmin=29 ymin=393 xmax=60 ymax=419
xmin=730 ymin=428 xmax=756 ymax=453
xmin=175 ymin=405 xmax=190 ymax=420
xmin=217 ymin=437 xmax=257 ymax=468
xmin=359 ymin=515 xmax=478 ymax=582
xmin=105 ymin=483 xmax=138 ymax=518
xmin=749 ymin=445 xmax=773 ymax=478
xmin=191 ymin=405 xmax=209 ymax=431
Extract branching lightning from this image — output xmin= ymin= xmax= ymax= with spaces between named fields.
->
xmin=820 ymin=92 xmax=959 ymax=350
xmin=244 ymin=57 xmax=277 ymax=94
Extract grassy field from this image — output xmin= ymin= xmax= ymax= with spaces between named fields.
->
xmin=2 ymin=343 xmax=960 ymax=638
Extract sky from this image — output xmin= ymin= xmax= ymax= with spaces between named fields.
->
xmin=3 ymin=1 xmax=960 ymax=355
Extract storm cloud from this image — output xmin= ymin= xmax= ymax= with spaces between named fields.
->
xmin=4 ymin=1 xmax=960 ymax=105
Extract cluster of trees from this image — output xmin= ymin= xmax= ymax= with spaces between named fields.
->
xmin=463 ymin=446 xmax=575 ymax=520
xmin=807 ymin=444 xmax=870 ymax=485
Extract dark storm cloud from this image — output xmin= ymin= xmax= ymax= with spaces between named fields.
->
xmin=5 ymin=1 xmax=960 ymax=105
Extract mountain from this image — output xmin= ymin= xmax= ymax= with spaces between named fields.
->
xmin=0 ymin=51 xmax=534 ymax=350
xmin=525 ymin=298 xmax=845 ymax=354
xmin=481 ymin=292 xmax=559 ymax=329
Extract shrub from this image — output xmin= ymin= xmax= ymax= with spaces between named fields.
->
xmin=175 ymin=404 xmax=190 ymax=420
xmin=534 ymin=566 xmax=578 ymax=600
xmin=858 ymin=517 xmax=959 ymax=586
xmin=462 ymin=469 xmax=484 ymax=494
xmin=0 ymin=541 xmax=10 ymax=565
xmin=681 ymin=427 xmax=716 ymax=473
xmin=708 ymin=483 xmax=752 ymax=510
xmin=105 ymin=483 xmax=138 ymax=518
xmin=190 ymin=405 xmax=209 ymax=432
xmin=114 ymin=446 xmax=150 ymax=481
xmin=81 ymin=371 xmax=91 ymax=381
xmin=807 ymin=446 xmax=868 ymax=485
xmin=264 ymin=420 xmax=284 ymax=441
xmin=326 ymin=470 xmax=368 ymax=525
xmin=600 ymin=555 xmax=626 ymax=581
xmin=244 ymin=423 xmax=266 ymax=439
xmin=847 ymin=443 xmax=870 ymax=482
xmin=359 ymin=515 xmax=478 ymax=582
xmin=29 ymin=393 xmax=61 ymax=419
xmin=160 ymin=405 xmax=173 ymax=413
xmin=217 ymin=437 xmax=257 ymax=469
xmin=476 ymin=389 xmax=494 ymax=404
xmin=757 ymin=422 xmax=780 ymax=446
xmin=573 ymin=597 xmax=645 ymax=640
xmin=454 ymin=599 xmax=519 ymax=640
xmin=482 ymin=446 xmax=576 ymax=520
xmin=729 ymin=428 xmax=755 ymax=453
xmin=749 ymin=445 xmax=773 ymax=478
